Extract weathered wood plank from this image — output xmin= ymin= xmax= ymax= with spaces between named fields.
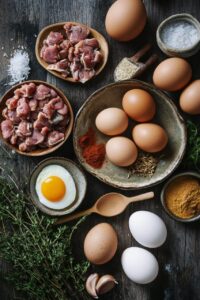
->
xmin=0 ymin=1 xmax=200 ymax=299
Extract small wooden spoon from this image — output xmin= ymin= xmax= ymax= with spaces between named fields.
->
xmin=35 ymin=21 xmax=109 ymax=83
xmin=55 ymin=191 xmax=154 ymax=224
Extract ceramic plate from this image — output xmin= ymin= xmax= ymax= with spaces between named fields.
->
xmin=73 ymin=80 xmax=187 ymax=190
xmin=29 ymin=157 xmax=87 ymax=216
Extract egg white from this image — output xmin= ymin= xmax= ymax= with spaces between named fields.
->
xmin=36 ymin=165 xmax=76 ymax=210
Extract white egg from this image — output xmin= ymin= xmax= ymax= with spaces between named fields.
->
xmin=35 ymin=165 xmax=76 ymax=210
xmin=129 ymin=211 xmax=167 ymax=248
xmin=121 ymin=247 xmax=159 ymax=284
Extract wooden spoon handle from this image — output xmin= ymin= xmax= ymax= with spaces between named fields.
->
xmin=54 ymin=207 xmax=95 ymax=225
xmin=129 ymin=44 xmax=151 ymax=62
xmin=128 ymin=191 xmax=154 ymax=203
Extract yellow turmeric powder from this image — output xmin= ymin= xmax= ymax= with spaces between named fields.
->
xmin=165 ymin=176 xmax=200 ymax=219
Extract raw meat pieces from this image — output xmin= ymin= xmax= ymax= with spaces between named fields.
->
xmin=0 ymin=82 xmax=70 ymax=152
xmin=40 ymin=22 xmax=103 ymax=83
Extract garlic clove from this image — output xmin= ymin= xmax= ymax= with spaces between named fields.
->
xmin=85 ymin=273 xmax=99 ymax=299
xmin=96 ymin=274 xmax=118 ymax=295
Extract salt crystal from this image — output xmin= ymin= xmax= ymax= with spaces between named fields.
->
xmin=165 ymin=264 xmax=172 ymax=273
xmin=161 ymin=20 xmax=199 ymax=50
xmin=7 ymin=50 xmax=30 ymax=85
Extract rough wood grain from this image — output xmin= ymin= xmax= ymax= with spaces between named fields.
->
xmin=0 ymin=1 xmax=200 ymax=300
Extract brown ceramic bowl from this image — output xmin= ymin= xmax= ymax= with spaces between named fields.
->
xmin=35 ymin=21 xmax=109 ymax=83
xmin=0 ymin=80 xmax=74 ymax=156
xmin=161 ymin=172 xmax=200 ymax=223
xmin=73 ymin=80 xmax=187 ymax=190
xmin=29 ymin=157 xmax=87 ymax=216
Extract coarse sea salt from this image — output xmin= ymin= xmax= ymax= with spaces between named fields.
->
xmin=7 ymin=49 xmax=30 ymax=85
xmin=161 ymin=20 xmax=199 ymax=50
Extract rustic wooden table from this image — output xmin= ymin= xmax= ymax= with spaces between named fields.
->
xmin=0 ymin=0 xmax=200 ymax=299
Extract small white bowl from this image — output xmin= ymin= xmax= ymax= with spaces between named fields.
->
xmin=157 ymin=13 xmax=200 ymax=58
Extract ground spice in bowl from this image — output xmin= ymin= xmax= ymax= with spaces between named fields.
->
xmin=78 ymin=128 xmax=105 ymax=169
xmin=164 ymin=175 xmax=200 ymax=219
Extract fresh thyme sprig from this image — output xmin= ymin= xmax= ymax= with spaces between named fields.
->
xmin=0 ymin=167 xmax=90 ymax=300
xmin=183 ymin=120 xmax=200 ymax=170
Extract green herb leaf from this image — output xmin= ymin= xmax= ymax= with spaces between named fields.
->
xmin=0 ymin=167 xmax=90 ymax=300
xmin=182 ymin=120 xmax=200 ymax=170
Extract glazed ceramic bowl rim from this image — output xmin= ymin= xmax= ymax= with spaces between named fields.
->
xmin=157 ymin=13 xmax=200 ymax=53
xmin=29 ymin=157 xmax=87 ymax=216
xmin=160 ymin=171 xmax=200 ymax=223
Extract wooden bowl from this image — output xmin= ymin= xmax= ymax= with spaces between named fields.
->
xmin=73 ymin=80 xmax=187 ymax=190
xmin=29 ymin=157 xmax=87 ymax=216
xmin=35 ymin=22 xmax=109 ymax=83
xmin=0 ymin=80 xmax=74 ymax=156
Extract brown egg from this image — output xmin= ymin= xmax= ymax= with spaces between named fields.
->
xmin=105 ymin=0 xmax=147 ymax=41
xmin=132 ymin=123 xmax=168 ymax=153
xmin=122 ymin=89 xmax=156 ymax=122
xmin=106 ymin=136 xmax=138 ymax=167
xmin=84 ymin=223 xmax=118 ymax=265
xmin=95 ymin=107 xmax=128 ymax=136
xmin=180 ymin=80 xmax=200 ymax=115
xmin=153 ymin=58 xmax=192 ymax=92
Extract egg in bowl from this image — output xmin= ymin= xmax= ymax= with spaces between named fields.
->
xmin=29 ymin=157 xmax=87 ymax=216
xmin=36 ymin=165 xmax=76 ymax=210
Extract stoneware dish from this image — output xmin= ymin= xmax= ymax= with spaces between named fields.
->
xmin=35 ymin=21 xmax=109 ymax=83
xmin=74 ymin=80 xmax=187 ymax=190
xmin=157 ymin=13 xmax=200 ymax=58
xmin=160 ymin=172 xmax=200 ymax=223
xmin=29 ymin=157 xmax=87 ymax=216
xmin=0 ymin=80 xmax=74 ymax=156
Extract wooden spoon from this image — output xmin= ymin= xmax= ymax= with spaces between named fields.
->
xmin=35 ymin=22 xmax=109 ymax=83
xmin=55 ymin=191 xmax=154 ymax=224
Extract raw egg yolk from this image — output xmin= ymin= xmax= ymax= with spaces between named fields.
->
xmin=41 ymin=176 xmax=66 ymax=202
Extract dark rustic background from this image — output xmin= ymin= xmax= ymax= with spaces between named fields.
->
xmin=0 ymin=0 xmax=200 ymax=299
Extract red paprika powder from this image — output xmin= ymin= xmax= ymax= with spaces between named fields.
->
xmin=78 ymin=128 xmax=105 ymax=169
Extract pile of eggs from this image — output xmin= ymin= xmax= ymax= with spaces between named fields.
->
xmin=84 ymin=211 xmax=167 ymax=284
xmin=95 ymin=88 xmax=168 ymax=167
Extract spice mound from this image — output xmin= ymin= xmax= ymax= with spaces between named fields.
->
xmin=165 ymin=176 xmax=200 ymax=219
xmin=128 ymin=152 xmax=158 ymax=178
xmin=78 ymin=128 xmax=105 ymax=169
